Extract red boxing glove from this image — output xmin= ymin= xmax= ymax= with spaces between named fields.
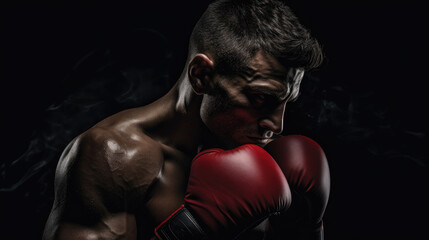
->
xmin=155 ymin=144 xmax=291 ymax=239
xmin=264 ymin=135 xmax=330 ymax=240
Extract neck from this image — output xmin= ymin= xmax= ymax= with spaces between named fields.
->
xmin=142 ymin=75 xmax=207 ymax=155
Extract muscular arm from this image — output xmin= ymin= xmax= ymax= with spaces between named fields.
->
xmin=43 ymin=127 xmax=162 ymax=240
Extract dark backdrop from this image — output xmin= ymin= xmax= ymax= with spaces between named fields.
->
xmin=1 ymin=0 xmax=427 ymax=239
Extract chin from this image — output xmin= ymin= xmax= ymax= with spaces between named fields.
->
xmin=231 ymin=137 xmax=268 ymax=149
xmin=217 ymin=134 xmax=265 ymax=149
xmin=251 ymin=142 xmax=269 ymax=148
xmin=217 ymin=139 xmax=245 ymax=150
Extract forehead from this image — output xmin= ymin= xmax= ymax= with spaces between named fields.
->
xmin=223 ymin=51 xmax=304 ymax=101
xmin=244 ymin=51 xmax=289 ymax=81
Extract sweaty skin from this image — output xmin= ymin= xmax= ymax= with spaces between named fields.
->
xmin=43 ymin=51 xmax=304 ymax=240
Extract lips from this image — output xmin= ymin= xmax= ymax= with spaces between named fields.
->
xmin=247 ymin=136 xmax=270 ymax=145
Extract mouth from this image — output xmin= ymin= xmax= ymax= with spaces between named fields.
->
xmin=247 ymin=136 xmax=271 ymax=145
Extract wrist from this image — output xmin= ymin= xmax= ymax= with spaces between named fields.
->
xmin=155 ymin=205 xmax=207 ymax=240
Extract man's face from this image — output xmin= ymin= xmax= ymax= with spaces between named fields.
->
xmin=200 ymin=51 xmax=304 ymax=149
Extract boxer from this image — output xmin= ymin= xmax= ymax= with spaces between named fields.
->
xmin=43 ymin=0 xmax=326 ymax=239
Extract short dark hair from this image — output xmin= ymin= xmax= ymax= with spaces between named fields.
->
xmin=190 ymin=0 xmax=323 ymax=75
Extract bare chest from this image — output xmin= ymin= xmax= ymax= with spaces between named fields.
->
xmin=146 ymin=160 xmax=189 ymax=223
xmin=135 ymin=147 xmax=190 ymax=239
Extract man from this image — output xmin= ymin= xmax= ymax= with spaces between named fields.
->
xmin=43 ymin=0 xmax=330 ymax=239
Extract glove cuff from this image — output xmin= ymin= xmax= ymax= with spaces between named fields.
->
xmin=155 ymin=205 xmax=207 ymax=240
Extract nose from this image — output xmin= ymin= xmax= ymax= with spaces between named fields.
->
xmin=258 ymin=102 xmax=286 ymax=135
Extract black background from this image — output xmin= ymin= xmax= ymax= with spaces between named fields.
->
xmin=1 ymin=0 xmax=427 ymax=239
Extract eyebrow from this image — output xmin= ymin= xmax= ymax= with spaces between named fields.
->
xmin=245 ymin=71 xmax=287 ymax=83
xmin=245 ymin=85 xmax=288 ymax=100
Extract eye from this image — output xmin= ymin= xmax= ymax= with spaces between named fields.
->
xmin=248 ymin=93 xmax=267 ymax=107
xmin=253 ymin=94 xmax=265 ymax=105
xmin=247 ymin=91 xmax=282 ymax=109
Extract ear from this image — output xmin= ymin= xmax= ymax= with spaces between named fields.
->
xmin=188 ymin=53 xmax=214 ymax=95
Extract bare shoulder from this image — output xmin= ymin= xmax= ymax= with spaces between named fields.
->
xmin=75 ymin=125 xmax=162 ymax=192
xmin=44 ymin=112 xmax=165 ymax=239
xmin=54 ymin=123 xmax=164 ymax=214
